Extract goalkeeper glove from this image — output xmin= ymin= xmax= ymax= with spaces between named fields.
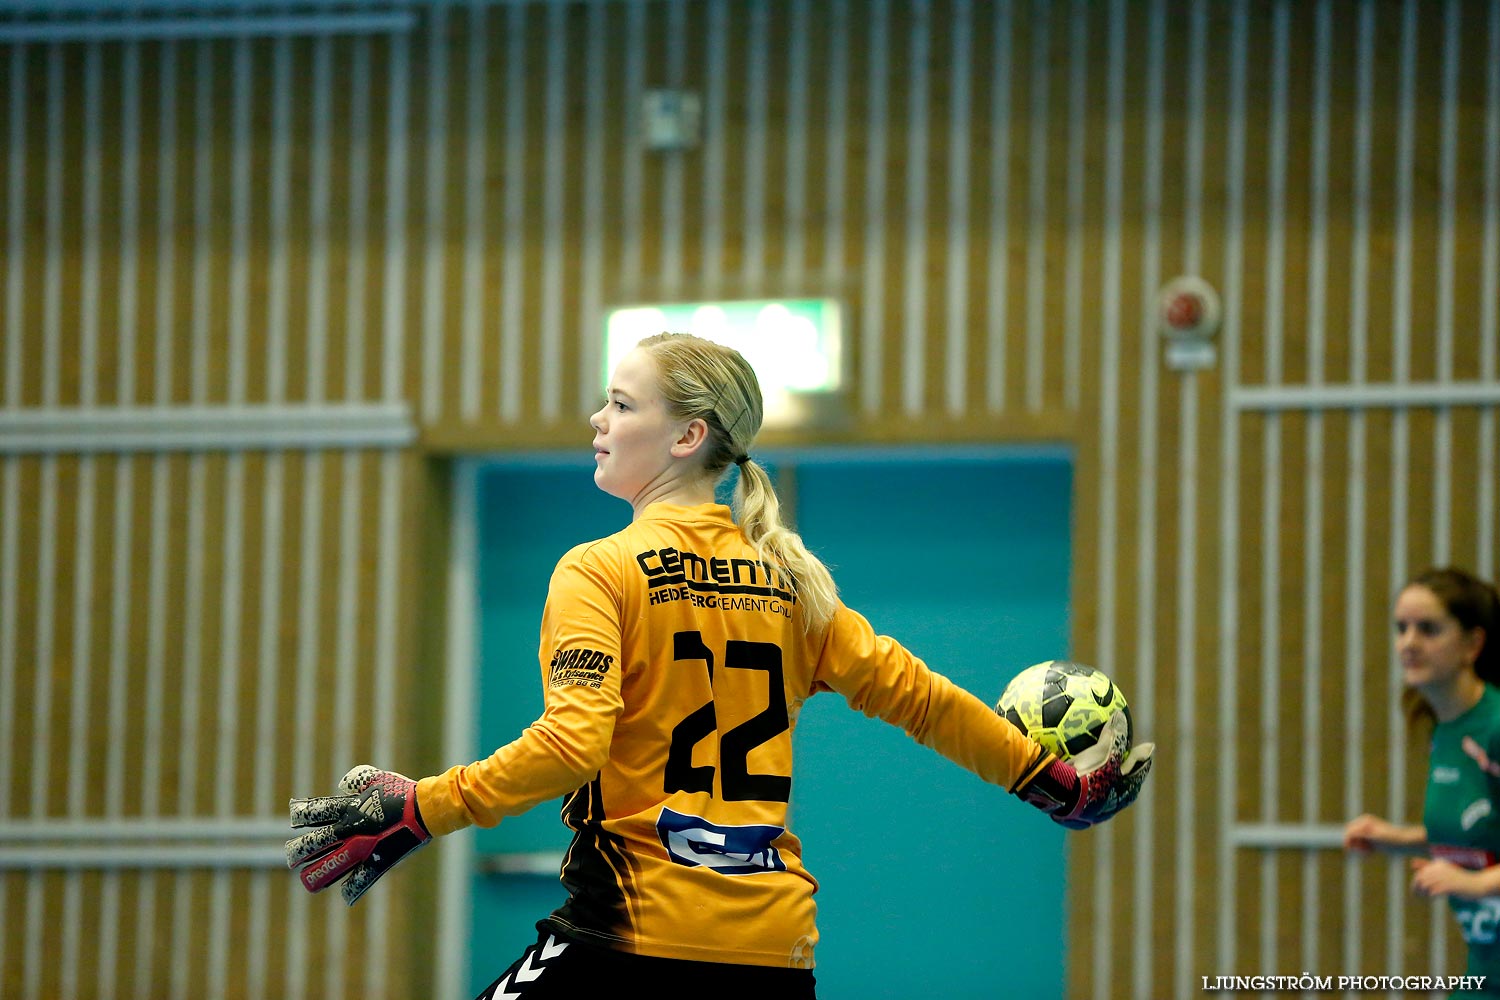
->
xmin=1017 ymin=710 xmax=1153 ymax=829
xmin=286 ymin=764 xmax=431 ymax=905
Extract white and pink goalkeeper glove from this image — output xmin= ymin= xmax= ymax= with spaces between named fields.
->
xmin=286 ymin=765 xmax=431 ymax=905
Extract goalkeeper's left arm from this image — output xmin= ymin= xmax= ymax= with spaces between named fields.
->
xmin=287 ymin=677 xmax=619 ymax=904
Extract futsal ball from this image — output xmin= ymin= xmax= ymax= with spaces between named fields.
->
xmin=995 ymin=660 xmax=1131 ymax=762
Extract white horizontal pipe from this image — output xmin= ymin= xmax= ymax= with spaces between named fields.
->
xmin=0 ymin=0 xmax=557 ymax=10
xmin=1230 ymin=822 xmax=1345 ymax=850
xmin=0 ymin=844 xmax=287 ymax=869
xmin=0 ymin=816 xmax=290 ymax=842
xmin=1232 ymin=380 xmax=1500 ymax=412
xmin=0 ymin=11 xmax=416 ymax=42
xmin=474 ymin=851 xmax=565 ymax=877
xmin=1 ymin=817 xmax=293 ymax=869
xmin=0 ymin=402 xmax=415 ymax=453
xmin=1 ymin=0 xmax=390 ymax=10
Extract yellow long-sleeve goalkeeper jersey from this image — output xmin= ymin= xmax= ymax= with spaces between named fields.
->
xmin=416 ymin=502 xmax=1052 ymax=969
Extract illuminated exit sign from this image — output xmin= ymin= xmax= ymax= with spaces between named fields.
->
xmin=603 ymin=298 xmax=844 ymax=420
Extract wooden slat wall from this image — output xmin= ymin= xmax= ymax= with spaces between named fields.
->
xmin=0 ymin=449 xmax=433 ymax=1000
xmin=1 ymin=2 xmax=1497 ymax=998
xmin=0 ymin=22 xmax=434 ymax=1000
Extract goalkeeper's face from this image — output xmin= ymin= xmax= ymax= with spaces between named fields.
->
xmin=590 ymin=348 xmax=695 ymax=507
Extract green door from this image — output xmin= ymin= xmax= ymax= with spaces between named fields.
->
xmin=467 ymin=447 xmax=1071 ymax=999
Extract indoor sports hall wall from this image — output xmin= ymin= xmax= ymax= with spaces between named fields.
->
xmin=0 ymin=2 xmax=1497 ymax=998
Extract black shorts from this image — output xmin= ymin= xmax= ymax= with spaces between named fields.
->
xmin=474 ymin=926 xmax=818 ymax=999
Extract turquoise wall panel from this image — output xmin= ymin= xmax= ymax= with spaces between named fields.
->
xmin=789 ymin=451 xmax=1071 ymax=999
xmin=467 ymin=461 xmax=617 ymax=994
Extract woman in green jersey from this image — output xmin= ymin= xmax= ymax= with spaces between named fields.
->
xmin=1344 ymin=566 xmax=1500 ymax=989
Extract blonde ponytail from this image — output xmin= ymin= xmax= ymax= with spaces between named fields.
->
xmin=733 ymin=458 xmax=839 ymax=632
xmin=636 ymin=332 xmax=840 ymax=633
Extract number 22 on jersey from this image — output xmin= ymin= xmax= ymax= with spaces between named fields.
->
xmin=664 ymin=630 xmax=792 ymax=803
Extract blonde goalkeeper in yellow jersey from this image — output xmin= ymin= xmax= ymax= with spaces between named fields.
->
xmin=285 ymin=332 xmax=1154 ymax=998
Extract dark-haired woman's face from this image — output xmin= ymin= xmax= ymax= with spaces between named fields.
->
xmin=1394 ymin=584 xmax=1484 ymax=692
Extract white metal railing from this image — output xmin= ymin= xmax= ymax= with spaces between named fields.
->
xmin=0 ymin=816 xmax=291 ymax=869
xmin=0 ymin=403 xmax=416 ymax=453
xmin=0 ymin=6 xmax=418 ymax=43
xmin=1229 ymin=822 xmax=1346 ymax=850
xmin=475 ymin=851 xmax=565 ymax=877
xmin=1231 ymin=380 xmax=1500 ymax=412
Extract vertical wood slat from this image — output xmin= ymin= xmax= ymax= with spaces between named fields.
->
xmin=2 ymin=43 xmax=25 ymax=409
xmin=457 ymin=1 xmax=485 ymax=423
xmin=1386 ymin=0 xmax=1420 ymax=973
xmin=1131 ymin=1 xmax=1167 ymax=992
xmin=984 ymin=0 xmax=1014 ymax=416
xmin=1300 ymin=0 xmax=1332 ymax=977
xmin=858 ymin=0 xmax=889 ymax=419
xmin=578 ymin=1 xmax=609 ymax=410
xmin=1080 ymin=2 xmax=1126 ymax=997
xmin=899 ymin=0 xmax=928 ymax=417
xmin=103 ymin=27 xmax=145 ymax=978
xmin=0 ymin=454 xmax=17 ymax=1000
xmin=1172 ymin=4 xmax=1209 ymax=995
xmin=1483 ymin=0 xmax=1500 ymax=584
xmin=1341 ymin=0 xmax=1376 ymax=974
xmin=1211 ymin=6 xmax=1248 ymax=984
